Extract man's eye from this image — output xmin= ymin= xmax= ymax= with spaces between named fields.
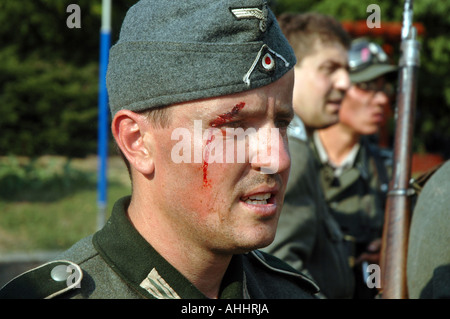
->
xmin=222 ymin=121 xmax=244 ymax=129
xmin=320 ymin=64 xmax=337 ymax=74
xmin=210 ymin=119 xmax=242 ymax=129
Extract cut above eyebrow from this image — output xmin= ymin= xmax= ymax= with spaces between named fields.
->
xmin=207 ymin=100 xmax=293 ymax=128
xmin=210 ymin=102 xmax=246 ymax=127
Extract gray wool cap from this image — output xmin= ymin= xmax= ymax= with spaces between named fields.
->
xmin=348 ymin=39 xmax=397 ymax=83
xmin=106 ymin=0 xmax=296 ymax=116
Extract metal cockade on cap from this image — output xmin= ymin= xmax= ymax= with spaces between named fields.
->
xmin=242 ymin=45 xmax=290 ymax=87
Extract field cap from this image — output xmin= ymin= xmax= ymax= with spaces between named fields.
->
xmin=349 ymin=39 xmax=397 ymax=83
xmin=106 ymin=0 xmax=296 ymax=116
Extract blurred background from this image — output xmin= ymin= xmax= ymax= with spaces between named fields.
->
xmin=0 ymin=0 xmax=449 ymax=285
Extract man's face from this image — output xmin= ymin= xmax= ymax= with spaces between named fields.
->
xmin=340 ymin=77 xmax=391 ymax=135
xmin=292 ymin=40 xmax=350 ymax=129
xmin=147 ymin=71 xmax=294 ymax=254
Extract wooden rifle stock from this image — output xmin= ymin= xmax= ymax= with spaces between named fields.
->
xmin=380 ymin=0 xmax=420 ymax=299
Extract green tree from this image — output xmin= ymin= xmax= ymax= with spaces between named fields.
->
xmin=0 ymin=0 xmax=134 ymax=157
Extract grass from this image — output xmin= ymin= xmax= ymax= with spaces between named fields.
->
xmin=0 ymin=155 xmax=131 ymax=253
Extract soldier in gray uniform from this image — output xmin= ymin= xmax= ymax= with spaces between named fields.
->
xmin=262 ymin=13 xmax=355 ymax=299
xmin=0 ymin=0 xmax=319 ymax=299
xmin=310 ymin=39 xmax=396 ymax=298
xmin=407 ymin=160 xmax=450 ymax=299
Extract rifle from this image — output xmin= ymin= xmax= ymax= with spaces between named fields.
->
xmin=379 ymin=0 xmax=420 ymax=299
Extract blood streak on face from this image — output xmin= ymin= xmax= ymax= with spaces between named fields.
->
xmin=202 ymin=102 xmax=245 ymax=187
xmin=202 ymin=132 xmax=215 ymax=187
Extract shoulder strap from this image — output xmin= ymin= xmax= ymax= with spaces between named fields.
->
xmin=366 ymin=141 xmax=391 ymax=202
xmin=0 ymin=260 xmax=82 ymax=299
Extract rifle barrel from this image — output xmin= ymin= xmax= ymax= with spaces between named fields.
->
xmin=380 ymin=0 xmax=420 ymax=299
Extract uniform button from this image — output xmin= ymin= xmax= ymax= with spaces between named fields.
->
xmin=50 ymin=265 xmax=70 ymax=282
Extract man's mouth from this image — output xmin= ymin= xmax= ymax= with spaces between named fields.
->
xmin=241 ymin=193 xmax=272 ymax=205
xmin=327 ymin=99 xmax=342 ymax=105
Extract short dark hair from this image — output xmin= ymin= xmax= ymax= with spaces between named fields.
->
xmin=277 ymin=12 xmax=351 ymax=62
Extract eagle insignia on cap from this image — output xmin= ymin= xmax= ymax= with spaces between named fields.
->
xmin=230 ymin=3 xmax=268 ymax=32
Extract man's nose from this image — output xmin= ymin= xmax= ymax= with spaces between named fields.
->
xmin=335 ymin=68 xmax=351 ymax=92
xmin=249 ymin=127 xmax=290 ymax=175
xmin=373 ymin=90 xmax=390 ymax=106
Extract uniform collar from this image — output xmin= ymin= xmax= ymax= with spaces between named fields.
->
xmin=313 ymin=130 xmax=361 ymax=177
xmin=93 ymin=196 xmax=245 ymax=299
xmin=287 ymin=114 xmax=308 ymax=142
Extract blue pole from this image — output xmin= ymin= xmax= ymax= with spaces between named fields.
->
xmin=97 ymin=0 xmax=111 ymax=230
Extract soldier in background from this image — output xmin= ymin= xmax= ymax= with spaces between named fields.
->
xmin=262 ymin=12 xmax=355 ymax=299
xmin=407 ymin=160 xmax=450 ymax=299
xmin=310 ymin=39 xmax=396 ymax=298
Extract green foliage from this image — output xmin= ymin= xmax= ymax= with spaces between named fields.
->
xmin=0 ymin=156 xmax=96 ymax=201
xmin=0 ymin=0 xmax=134 ymax=157
xmin=0 ymin=48 xmax=98 ymax=156
xmin=0 ymin=156 xmax=130 ymax=251
xmin=272 ymin=0 xmax=399 ymax=20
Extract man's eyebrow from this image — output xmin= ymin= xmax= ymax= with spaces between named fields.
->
xmin=321 ymin=59 xmax=349 ymax=69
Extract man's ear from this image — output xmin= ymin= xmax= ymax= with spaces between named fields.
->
xmin=112 ymin=110 xmax=155 ymax=175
